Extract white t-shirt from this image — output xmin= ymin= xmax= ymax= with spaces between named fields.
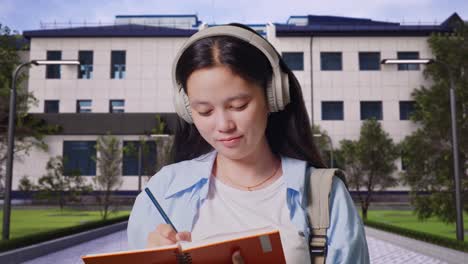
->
xmin=191 ymin=173 xmax=311 ymax=264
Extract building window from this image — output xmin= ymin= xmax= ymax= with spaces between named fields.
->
xmin=397 ymin=52 xmax=420 ymax=71
xmin=44 ymin=100 xmax=59 ymax=113
xmin=320 ymin=52 xmax=342 ymax=71
xmin=46 ymin=51 xmax=61 ymax=79
xmin=63 ymin=141 xmax=96 ymax=176
xmin=360 ymin=101 xmax=383 ymax=120
xmin=322 ymin=101 xmax=344 ymax=120
xmin=282 ymin=52 xmax=304 ymax=71
xmin=76 ymin=100 xmax=92 ymax=113
xmin=78 ymin=50 xmax=93 ymax=79
xmin=122 ymin=141 xmax=157 ymax=176
xmin=111 ymin=50 xmax=126 ymax=79
xmin=110 ymin=100 xmax=125 ymax=113
xmin=400 ymin=101 xmax=416 ymax=120
xmin=359 ymin=52 xmax=380 ymax=71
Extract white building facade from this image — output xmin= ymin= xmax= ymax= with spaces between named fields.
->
xmin=11 ymin=13 xmax=461 ymax=195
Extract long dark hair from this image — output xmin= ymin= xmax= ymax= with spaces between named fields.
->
xmin=171 ymin=23 xmax=326 ymax=168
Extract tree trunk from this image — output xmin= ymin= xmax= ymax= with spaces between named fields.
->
xmin=361 ymin=204 xmax=368 ymax=220
xmin=103 ymin=190 xmax=110 ymax=220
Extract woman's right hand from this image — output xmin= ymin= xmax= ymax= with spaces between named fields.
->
xmin=146 ymin=224 xmax=192 ymax=248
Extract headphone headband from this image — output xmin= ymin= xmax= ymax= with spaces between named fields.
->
xmin=171 ymin=24 xmax=290 ymax=123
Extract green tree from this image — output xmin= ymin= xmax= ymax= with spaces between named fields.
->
xmin=401 ymin=23 xmax=468 ymax=223
xmin=336 ymin=139 xmax=364 ymax=193
xmin=150 ymin=115 xmax=174 ymax=176
xmin=94 ymin=134 xmax=123 ymax=220
xmin=18 ymin=175 xmax=36 ymax=192
xmin=0 ymin=24 xmax=60 ymax=190
xmin=123 ymin=115 xmax=174 ymax=186
xmin=338 ymin=119 xmax=399 ymax=219
xmin=311 ymin=124 xmax=332 ymax=167
xmin=122 ymin=136 xmax=156 ymax=191
xmin=36 ymin=156 xmax=92 ymax=211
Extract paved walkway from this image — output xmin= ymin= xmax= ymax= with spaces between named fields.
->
xmin=365 ymin=227 xmax=467 ymax=264
xmin=22 ymin=228 xmax=467 ymax=264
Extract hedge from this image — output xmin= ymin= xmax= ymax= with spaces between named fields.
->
xmin=0 ymin=215 xmax=129 ymax=252
xmin=364 ymin=219 xmax=468 ymax=252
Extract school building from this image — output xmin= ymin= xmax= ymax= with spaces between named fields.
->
xmin=8 ymin=13 xmax=463 ymax=198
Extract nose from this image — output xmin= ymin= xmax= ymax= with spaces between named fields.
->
xmin=216 ymin=110 xmax=236 ymax=133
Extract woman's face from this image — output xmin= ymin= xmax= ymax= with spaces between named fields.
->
xmin=186 ymin=65 xmax=270 ymax=160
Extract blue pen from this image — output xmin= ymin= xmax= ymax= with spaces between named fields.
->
xmin=144 ymin=187 xmax=178 ymax=233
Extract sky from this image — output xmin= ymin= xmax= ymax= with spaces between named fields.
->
xmin=1 ymin=0 xmax=467 ymax=33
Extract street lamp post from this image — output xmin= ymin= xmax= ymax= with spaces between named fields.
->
xmin=2 ymin=60 xmax=80 ymax=240
xmin=138 ymin=143 xmax=143 ymax=192
xmin=382 ymin=58 xmax=464 ymax=241
xmin=446 ymin=65 xmax=464 ymax=242
xmin=313 ymin=133 xmax=334 ymax=168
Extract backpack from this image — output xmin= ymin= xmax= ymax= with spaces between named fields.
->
xmin=306 ymin=168 xmax=346 ymax=264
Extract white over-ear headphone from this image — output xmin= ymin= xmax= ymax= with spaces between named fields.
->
xmin=171 ymin=24 xmax=290 ymax=124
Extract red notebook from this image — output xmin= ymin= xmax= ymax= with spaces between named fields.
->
xmin=81 ymin=226 xmax=285 ymax=264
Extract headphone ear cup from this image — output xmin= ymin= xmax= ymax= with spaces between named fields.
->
xmin=280 ymin=71 xmax=290 ymax=110
xmin=268 ymin=70 xmax=291 ymax=112
xmin=265 ymin=77 xmax=277 ymax=112
xmin=173 ymin=86 xmax=194 ymax=123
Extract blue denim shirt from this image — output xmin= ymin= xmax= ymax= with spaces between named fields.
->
xmin=127 ymin=150 xmax=370 ymax=263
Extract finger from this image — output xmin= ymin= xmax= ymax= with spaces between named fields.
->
xmin=147 ymin=234 xmax=176 ymax=247
xmin=157 ymin=225 xmax=177 ymax=240
xmin=158 ymin=236 xmax=178 ymax=245
xmin=176 ymin=232 xmax=192 ymax=242
xmin=147 ymin=230 xmax=177 ymax=246
xmin=232 ymin=250 xmax=245 ymax=264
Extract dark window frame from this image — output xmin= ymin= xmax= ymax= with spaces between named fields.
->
xmin=46 ymin=50 xmax=62 ymax=79
xmin=76 ymin=100 xmax=92 ymax=113
xmin=321 ymin=101 xmax=344 ymax=120
xmin=111 ymin=50 xmax=126 ymax=79
xmin=282 ymin=52 xmax=304 ymax=71
xmin=63 ymin=141 xmax=96 ymax=176
xmin=359 ymin=52 xmax=381 ymax=71
xmin=320 ymin=52 xmax=342 ymax=71
xmin=110 ymin=99 xmax=125 ymax=113
xmin=78 ymin=50 xmax=94 ymax=79
xmin=122 ymin=141 xmax=157 ymax=176
xmin=44 ymin=100 xmax=59 ymax=113
xmin=360 ymin=101 xmax=383 ymax=120
xmin=397 ymin=51 xmax=420 ymax=71
xmin=399 ymin=101 xmax=416 ymax=120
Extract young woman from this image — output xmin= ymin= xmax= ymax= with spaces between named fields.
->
xmin=127 ymin=23 xmax=370 ymax=263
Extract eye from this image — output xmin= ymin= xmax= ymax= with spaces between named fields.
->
xmin=232 ymin=103 xmax=248 ymax=110
xmin=198 ymin=110 xmax=212 ymax=116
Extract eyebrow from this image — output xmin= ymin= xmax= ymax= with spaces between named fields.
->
xmin=190 ymin=93 xmax=251 ymax=106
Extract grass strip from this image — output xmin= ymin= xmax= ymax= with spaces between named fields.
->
xmin=364 ymin=219 xmax=468 ymax=253
xmin=0 ymin=214 xmax=129 ymax=252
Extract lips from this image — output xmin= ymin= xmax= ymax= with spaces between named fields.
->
xmin=218 ymin=135 xmax=243 ymax=148
xmin=218 ymin=136 xmax=243 ymax=141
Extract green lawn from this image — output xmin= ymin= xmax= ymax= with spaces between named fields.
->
xmin=366 ymin=210 xmax=468 ymax=240
xmin=2 ymin=208 xmax=465 ymax=243
xmin=0 ymin=208 xmax=130 ymax=239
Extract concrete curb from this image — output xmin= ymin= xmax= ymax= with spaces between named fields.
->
xmin=365 ymin=226 xmax=468 ymax=264
xmin=0 ymin=221 xmax=128 ymax=264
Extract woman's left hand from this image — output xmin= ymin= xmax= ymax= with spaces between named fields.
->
xmin=231 ymin=250 xmax=245 ymax=264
